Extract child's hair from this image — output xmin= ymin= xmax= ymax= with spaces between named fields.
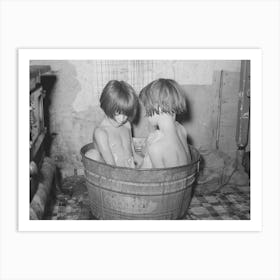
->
xmin=139 ymin=78 xmax=186 ymax=117
xmin=100 ymin=80 xmax=139 ymax=122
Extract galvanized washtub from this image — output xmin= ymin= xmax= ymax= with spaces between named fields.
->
xmin=80 ymin=142 xmax=200 ymax=220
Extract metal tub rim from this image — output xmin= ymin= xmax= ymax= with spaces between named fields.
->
xmin=80 ymin=142 xmax=200 ymax=172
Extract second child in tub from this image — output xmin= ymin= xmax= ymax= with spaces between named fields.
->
xmin=139 ymin=78 xmax=192 ymax=169
xmin=85 ymin=80 xmax=141 ymax=168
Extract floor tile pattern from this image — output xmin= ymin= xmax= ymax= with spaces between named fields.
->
xmin=44 ymin=176 xmax=250 ymax=220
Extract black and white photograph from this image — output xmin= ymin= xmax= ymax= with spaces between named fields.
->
xmin=28 ymin=58 xmax=251 ymax=221
xmin=18 ymin=48 xmax=261 ymax=231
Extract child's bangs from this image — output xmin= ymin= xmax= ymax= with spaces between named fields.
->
xmin=116 ymin=96 xmax=137 ymax=119
xmin=140 ymin=79 xmax=187 ymax=116
xmin=157 ymin=80 xmax=186 ymax=114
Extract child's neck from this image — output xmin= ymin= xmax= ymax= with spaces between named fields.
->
xmin=157 ymin=113 xmax=176 ymax=133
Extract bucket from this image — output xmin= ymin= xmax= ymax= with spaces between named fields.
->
xmin=80 ymin=142 xmax=200 ymax=219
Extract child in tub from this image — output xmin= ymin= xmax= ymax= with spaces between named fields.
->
xmin=138 ymin=78 xmax=192 ymax=168
xmin=85 ymin=80 xmax=140 ymax=168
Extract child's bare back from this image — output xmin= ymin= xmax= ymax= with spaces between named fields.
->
xmin=139 ymin=78 xmax=192 ymax=169
xmin=141 ymin=124 xmax=189 ymax=168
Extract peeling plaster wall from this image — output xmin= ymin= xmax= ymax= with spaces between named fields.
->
xmin=30 ymin=60 xmax=106 ymax=174
xmin=30 ymin=60 xmax=242 ymax=175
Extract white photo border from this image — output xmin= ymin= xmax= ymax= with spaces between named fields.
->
xmin=19 ymin=48 xmax=262 ymax=232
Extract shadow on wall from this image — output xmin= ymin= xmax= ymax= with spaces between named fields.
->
xmin=50 ymin=61 xmax=80 ymax=170
xmin=131 ymin=98 xmax=141 ymax=126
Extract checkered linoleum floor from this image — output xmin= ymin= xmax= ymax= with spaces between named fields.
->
xmin=44 ymin=176 xmax=250 ymax=220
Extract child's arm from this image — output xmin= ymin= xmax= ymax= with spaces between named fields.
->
xmin=94 ymin=128 xmax=115 ymax=165
xmin=183 ymin=131 xmax=192 ymax=163
xmin=182 ymin=129 xmax=192 ymax=163
xmin=147 ymin=144 xmax=165 ymax=168
xmin=176 ymin=121 xmax=192 ymax=162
